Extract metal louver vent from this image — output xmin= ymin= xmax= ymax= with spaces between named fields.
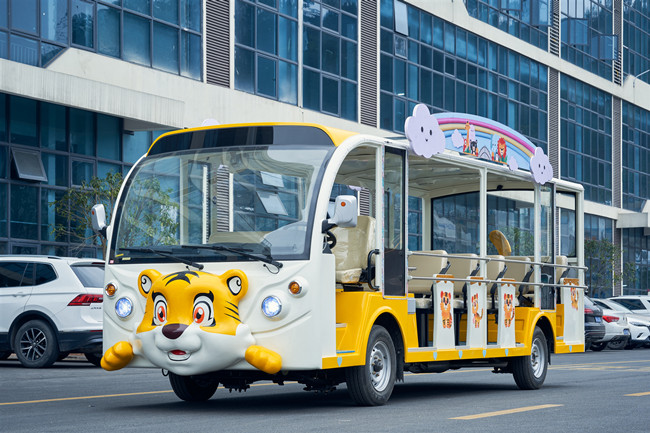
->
xmin=359 ymin=0 xmax=378 ymax=127
xmin=215 ymin=165 xmax=231 ymax=232
xmin=548 ymin=68 xmax=560 ymax=177
xmin=549 ymin=0 xmax=560 ymax=56
xmin=359 ymin=188 xmax=371 ymax=216
xmin=613 ymin=0 xmax=623 ymax=85
xmin=206 ymin=0 xmax=230 ymax=87
xmin=612 ymin=97 xmax=622 ymax=208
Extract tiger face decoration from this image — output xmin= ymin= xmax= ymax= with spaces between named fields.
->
xmin=101 ymin=269 xmax=282 ymax=376
xmin=471 ymin=293 xmax=483 ymax=328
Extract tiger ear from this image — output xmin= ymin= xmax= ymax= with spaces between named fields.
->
xmin=221 ymin=269 xmax=248 ymax=299
xmin=138 ymin=269 xmax=162 ymax=297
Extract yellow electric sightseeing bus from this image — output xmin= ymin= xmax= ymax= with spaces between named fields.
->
xmin=93 ymin=105 xmax=585 ymax=406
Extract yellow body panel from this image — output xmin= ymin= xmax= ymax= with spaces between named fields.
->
xmin=322 ymin=290 xmax=574 ymax=369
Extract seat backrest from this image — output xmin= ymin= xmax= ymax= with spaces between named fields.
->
xmin=407 ymin=250 xmax=448 ymax=294
xmin=447 ymin=253 xmax=479 ymax=294
xmin=555 ymin=255 xmax=569 ymax=283
xmin=486 ymin=255 xmax=506 ymax=281
xmin=507 ymin=256 xmax=532 ymax=284
xmin=331 ymin=216 xmax=376 ymax=281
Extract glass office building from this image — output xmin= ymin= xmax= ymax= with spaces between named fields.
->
xmin=1 ymin=0 xmax=649 ymax=296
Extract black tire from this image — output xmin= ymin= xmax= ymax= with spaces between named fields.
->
xmin=590 ymin=342 xmax=606 ymax=351
xmin=512 ymin=326 xmax=548 ymax=390
xmin=84 ymin=352 xmax=102 ymax=367
xmin=14 ymin=320 xmax=59 ymax=368
xmin=607 ymin=339 xmax=627 ymax=350
xmin=345 ymin=325 xmax=396 ymax=406
xmin=169 ymin=372 xmax=219 ymax=402
xmin=0 ymin=351 xmax=11 ymax=360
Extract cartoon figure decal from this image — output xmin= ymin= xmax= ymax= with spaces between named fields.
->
xmin=471 ymin=294 xmax=483 ymax=328
xmin=440 ymin=291 xmax=453 ymax=329
xmin=101 ymin=269 xmax=282 ymax=376
xmin=463 ymin=122 xmax=478 ymax=156
xmin=503 ymin=293 xmax=515 ymax=328
xmin=570 ymin=287 xmax=579 ymax=310
xmin=495 ymin=137 xmax=508 ymax=163
xmin=530 ymin=147 xmax=553 ymax=184
xmin=405 ymin=104 xmax=446 ymax=158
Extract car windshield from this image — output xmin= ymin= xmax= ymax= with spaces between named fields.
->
xmin=111 ymin=145 xmax=332 ymax=264
xmin=71 ymin=264 xmax=105 ymax=287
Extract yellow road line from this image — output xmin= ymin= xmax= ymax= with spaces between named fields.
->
xmin=625 ymin=391 xmax=650 ymax=397
xmin=451 ymin=404 xmax=563 ymax=420
xmin=0 ymin=381 xmax=285 ymax=406
xmin=0 ymin=390 xmax=174 ymax=406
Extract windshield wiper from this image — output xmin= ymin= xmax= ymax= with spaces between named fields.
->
xmin=188 ymin=244 xmax=283 ymax=270
xmin=119 ymin=246 xmax=204 ymax=270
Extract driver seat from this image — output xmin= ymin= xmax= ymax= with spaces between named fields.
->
xmin=332 ymin=216 xmax=376 ymax=285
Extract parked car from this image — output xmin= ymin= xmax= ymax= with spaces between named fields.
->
xmin=586 ymin=297 xmax=630 ymax=351
xmin=0 ymin=256 xmax=104 ymax=367
xmin=609 ymin=295 xmax=650 ymax=316
xmin=593 ymin=298 xmax=650 ymax=348
xmin=584 ymin=296 xmax=606 ymax=351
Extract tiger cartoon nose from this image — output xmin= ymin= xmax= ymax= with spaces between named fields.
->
xmin=162 ymin=323 xmax=188 ymax=340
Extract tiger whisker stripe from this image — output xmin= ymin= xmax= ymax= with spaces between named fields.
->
xmin=225 ymin=313 xmax=241 ymax=322
xmin=225 ymin=306 xmax=239 ymax=316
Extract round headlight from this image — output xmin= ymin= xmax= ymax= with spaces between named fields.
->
xmin=115 ymin=297 xmax=133 ymax=319
xmin=261 ymin=295 xmax=282 ymax=318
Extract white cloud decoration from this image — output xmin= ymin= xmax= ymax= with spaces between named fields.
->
xmin=404 ymin=104 xmax=446 ymax=158
xmin=451 ymin=129 xmax=464 ymax=149
xmin=529 ymin=147 xmax=553 ymax=184
xmin=508 ymin=156 xmax=519 ymax=171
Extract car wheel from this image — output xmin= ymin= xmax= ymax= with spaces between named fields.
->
xmin=345 ymin=325 xmax=397 ymax=406
xmin=590 ymin=342 xmax=606 ymax=351
xmin=607 ymin=339 xmax=627 ymax=350
xmin=14 ymin=320 xmax=59 ymax=368
xmin=169 ymin=372 xmax=219 ymax=401
xmin=0 ymin=351 xmax=11 ymax=360
xmin=512 ymin=326 xmax=548 ymax=390
xmin=84 ymin=352 xmax=102 ymax=367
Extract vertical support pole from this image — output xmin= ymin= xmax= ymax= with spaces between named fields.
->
xmin=534 ymin=184 xmax=542 ymax=308
xmin=479 ymin=167 xmax=487 ymax=278
xmin=377 ymin=145 xmax=384 ymax=294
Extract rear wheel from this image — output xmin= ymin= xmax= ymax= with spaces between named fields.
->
xmin=512 ymin=326 xmax=548 ymax=390
xmin=0 ymin=351 xmax=11 ymax=360
xmin=607 ymin=339 xmax=627 ymax=350
xmin=590 ymin=342 xmax=606 ymax=351
xmin=14 ymin=320 xmax=59 ymax=368
xmin=345 ymin=325 xmax=396 ymax=406
xmin=169 ymin=372 xmax=219 ymax=401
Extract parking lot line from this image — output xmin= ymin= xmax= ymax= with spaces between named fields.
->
xmin=450 ymin=404 xmax=563 ymax=420
xmin=625 ymin=391 xmax=650 ymax=397
xmin=0 ymin=390 xmax=174 ymax=406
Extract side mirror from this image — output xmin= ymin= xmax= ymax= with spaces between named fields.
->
xmin=91 ymin=204 xmax=107 ymax=238
xmin=327 ymin=195 xmax=358 ymax=228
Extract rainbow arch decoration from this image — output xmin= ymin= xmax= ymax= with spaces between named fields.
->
xmin=436 ymin=113 xmax=535 ymax=171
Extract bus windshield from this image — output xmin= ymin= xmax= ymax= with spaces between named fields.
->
xmin=110 ymin=145 xmax=332 ymax=264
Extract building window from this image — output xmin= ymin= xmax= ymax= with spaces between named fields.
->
xmin=302 ymin=0 xmax=358 ymax=121
xmin=0 ymin=0 xmax=202 ymax=78
xmin=380 ymin=0 xmax=548 ymax=151
xmin=235 ymin=0 xmax=299 ymax=105
xmin=624 ymin=2 xmax=650 ymax=85
xmin=622 ymin=102 xmax=650 ymax=212
xmin=560 ymin=75 xmax=612 ymax=205
xmin=560 ymin=0 xmax=614 ymax=80
xmin=464 ymin=0 xmax=549 ymax=50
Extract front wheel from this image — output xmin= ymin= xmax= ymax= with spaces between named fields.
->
xmin=512 ymin=326 xmax=548 ymax=390
xmin=14 ymin=320 xmax=59 ymax=368
xmin=169 ymin=372 xmax=219 ymax=402
xmin=345 ymin=325 xmax=396 ymax=406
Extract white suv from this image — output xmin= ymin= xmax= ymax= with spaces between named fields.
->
xmin=0 ymin=256 xmax=104 ymax=368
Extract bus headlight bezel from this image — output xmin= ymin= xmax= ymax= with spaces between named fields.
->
xmin=115 ymin=297 xmax=134 ymax=319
